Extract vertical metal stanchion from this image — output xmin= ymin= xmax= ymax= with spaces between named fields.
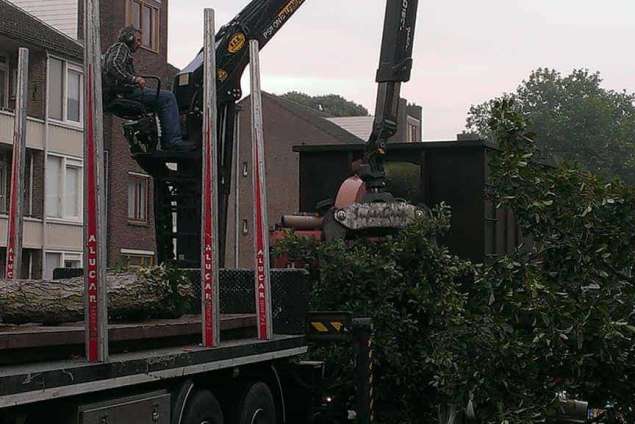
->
xmin=249 ymin=40 xmax=273 ymax=340
xmin=201 ymin=8 xmax=221 ymax=348
xmin=233 ymin=106 xmax=241 ymax=268
xmin=83 ymin=0 xmax=108 ymax=362
xmin=353 ymin=318 xmax=374 ymax=424
xmin=5 ymin=48 xmax=29 ymax=280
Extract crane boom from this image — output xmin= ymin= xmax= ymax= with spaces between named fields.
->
xmin=174 ymin=0 xmax=306 ymax=108
xmin=363 ymin=0 xmax=420 ymax=198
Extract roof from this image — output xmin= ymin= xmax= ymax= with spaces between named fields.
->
xmin=0 ymin=0 xmax=83 ymax=60
xmin=326 ymin=116 xmax=375 ymax=141
xmin=255 ymin=92 xmax=365 ymax=145
xmin=293 ymin=139 xmax=493 ymax=153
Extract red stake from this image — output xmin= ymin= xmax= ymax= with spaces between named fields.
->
xmin=83 ymin=0 xmax=108 ymax=362
xmin=200 ymin=8 xmax=220 ymax=348
xmin=5 ymin=48 xmax=28 ymax=280
xmin=249 ymin=40 xmax=273 ymax=340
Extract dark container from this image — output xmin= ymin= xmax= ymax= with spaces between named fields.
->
xmin=294 ymin=140 xmax=522 ymax=263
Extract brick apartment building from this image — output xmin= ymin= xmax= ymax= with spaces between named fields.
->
xmin=0 ymin=0 xmax=85 ymax=279
xmin=0 ymin=0 xmax=172 ymax=278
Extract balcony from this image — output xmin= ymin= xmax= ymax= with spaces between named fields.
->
xmin=0 ymin=110 xmax=84 ymax=253
xmin=0 ymin=110 xmax=83 ymax=156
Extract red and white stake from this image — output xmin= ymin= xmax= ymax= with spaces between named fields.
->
xmin=83 ymin=0 xmax=108 ymax=362
xmin=201 ymin=8 xmax=221 ymax=348
xmin=249 ymin=40 xmax=273 ymax=340
xmin=5 ymin=48 xmax=28 ymax=280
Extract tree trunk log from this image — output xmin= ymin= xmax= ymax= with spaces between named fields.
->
xmin=0 ymin=270 xmax=196 ymax=325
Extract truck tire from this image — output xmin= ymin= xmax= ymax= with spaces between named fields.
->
xmin=237 ymin=382 xmax=276 ymax=424
xmin=181 ymin=390 xmax=224 ymax=424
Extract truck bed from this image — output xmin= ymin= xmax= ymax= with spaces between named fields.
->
xmin=0 ymin=314 xmax=255 ymax=351
xmin=0 ymin=334 xmax=307 ymax=408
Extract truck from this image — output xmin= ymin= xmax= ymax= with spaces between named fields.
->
xmin=0 ymin=0 xmax=420 ymax=423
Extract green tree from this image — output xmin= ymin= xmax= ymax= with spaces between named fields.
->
xmin=279 ymin=91 xmax=369 ymax=117
xmin=466 ymin=68 xmax=635 ymax=183
xmin=276 ymin=98 xmax=635 ymax=423
xmin=464 ymin=98 xmax=635 ymax=423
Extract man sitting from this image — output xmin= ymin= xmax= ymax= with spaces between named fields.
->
xmin=103 ymin=26 xmax=194 ymax=152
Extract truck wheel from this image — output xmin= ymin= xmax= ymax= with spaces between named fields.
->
xmin=181 ymin=390 xmax=224 ymax=424
xmin=237 ymin=382 xmax=276 ymax=424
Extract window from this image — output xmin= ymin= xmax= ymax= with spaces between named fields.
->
xmin=44 ymin=251 xmax=82 ymax=280
xmin=64 ymin=253 xmax=82 ymax=269
xmin=0 ymin=54 xmax=8 ymax=110
xmin=127 ymin=0 xmax=159 ymax=51
xmin=128 ymin=173 xmax=149 ymax=222
xmin=408 ymin=124 xmax=418 ymax=142
xmin=46 ymin=155 xmax=83 ymax=220
xmin=121 ymin=249 xmax=155 ymax=268
xmin=44 ymin=252 xmax=61 ymax=280
xmin=67 ymin=68 xmax=81 ymax=122
xmin=48 ymin=57 xmax=83 ymax=124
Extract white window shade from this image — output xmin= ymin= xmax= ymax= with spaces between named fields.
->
xmin=67 ymin=69 xmax=81 ymax=123
xmin=142 ymin=5 xmax=152 ymax=47
xmin=44 ymin=252 xmax=62 ymax=280
xmin=64 ymin=165 xmax=80 ymax=218
xmin=48 ymin=58 xmax=64 ymax=121
xmin=46 ymin=156 xmax=62 ymax=217
xmin=46 ymin=155 xmax=82 ymax=220
xmin=48 ymin=58 xmax=83 ymax=125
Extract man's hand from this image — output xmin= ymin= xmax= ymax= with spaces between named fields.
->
xmin=134 ymin=76 xmax=146 ymax=89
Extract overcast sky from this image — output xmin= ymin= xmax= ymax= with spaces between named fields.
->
xmin=168 ymin=0 xmax=635 ymax=141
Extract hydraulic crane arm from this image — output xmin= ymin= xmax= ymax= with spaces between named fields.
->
xmin=174 ymin=0 xmax=306 ymax=109
xmin=362 ymin=0 xmax=420 ymax=198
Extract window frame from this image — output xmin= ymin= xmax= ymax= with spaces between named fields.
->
xmin=47 ymin=56 xmax=84 ymax=127
xmin=127 ymin=172 xmax=150 ymax=224
xmin=46 ymin=153 xmax=83 ymax=222
xmin=126 ymin=0 xmax=160 ymax=53
xmin=120 ymin=249 xmax=155 ymax=268
xmin=44 ymin=250 xmax=83 ymax=280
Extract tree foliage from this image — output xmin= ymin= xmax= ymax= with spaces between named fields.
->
xmin=279 ymin=91 xmax=370 ymax=117
xmin=467 ymin=98 xmax=635 ymax=422
xmin=275 ymin=206 xmax=472 ymax=423
xmin=466 ymin=68 xmax=635 ymax=184
xmin=276 ymin=98 xmax=635 ymax=423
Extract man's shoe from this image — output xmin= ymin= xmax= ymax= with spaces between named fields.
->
xmin=162 ymin=142 xmax=197 ymax=152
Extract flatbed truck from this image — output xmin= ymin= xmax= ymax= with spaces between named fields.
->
xmin=0 ymin=269 xmax=326 ymax=424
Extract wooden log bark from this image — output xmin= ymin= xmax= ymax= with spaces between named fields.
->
xmin=0 ymin=268 xmax=196 ymax=325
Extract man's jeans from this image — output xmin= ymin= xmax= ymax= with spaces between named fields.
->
xmin=127 ymin=88 xmax=183 ymax=147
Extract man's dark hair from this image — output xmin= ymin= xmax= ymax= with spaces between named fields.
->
xmin=118 ymin=25 xmax=141 ymax=46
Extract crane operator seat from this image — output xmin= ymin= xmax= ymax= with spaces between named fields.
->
xmin=103 ymin=85 xmax=160 ymax=154
xmin=104 ymin=94 xmax=147 ymax=120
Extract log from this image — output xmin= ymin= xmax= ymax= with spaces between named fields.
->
xmin=0 ymin=268 xmax=196 ymax=325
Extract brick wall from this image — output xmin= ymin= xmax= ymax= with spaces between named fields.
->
xmin=98 ymin=0 xmax=172 ymax=265
xmin=225 ymin=94 xmax=357 ymax=268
